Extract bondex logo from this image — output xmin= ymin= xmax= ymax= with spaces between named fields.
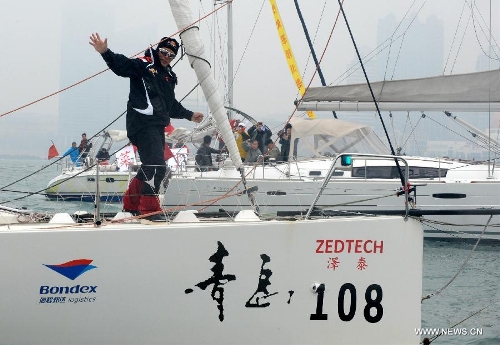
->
xmin=40 ymin=285 xmax=97 ymax=294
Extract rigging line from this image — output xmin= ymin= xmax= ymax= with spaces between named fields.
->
xmin=474 ymin=0 xmax=500 ymax=56
xmin=122 ymin=189 xmax=247 ymax=222
xmin=318 ymin=193 xmax=397 ymax=208
xmin=383 ymin=0 xmax=417 ymax=82
xmin=400 ymin=111 xmax=411 ymax=147
xmin=420 ymin=219 xmax=499 ymax=242
xmin=389 ymin=32 xmax=407 ymax=81
xmin=0 ymin=141 xmax=131 ymax=205
xmin=268 ymin=1 xmax=344 ymax=135
xmin=470 ymin=0 xmax=500 ymax=61
xmin=473 ymin=0 xmax=500 ymax=60
xmin=388 ymin=112 xmax=400 ymax=151
xmin=216 ymin=9 xmax=229 ymax=98
xmin=0 ymin=1 xmax=230 ymax=119
xmin=380 ymin=1 xmax=419 ymax=98
xmin=294 ymin=0 xmax=328 ymax=102
xmin=0 ymin=69 xmax=105 ymax=119
xmin=232 ymin=0 xmax=266 ymax=82
xmin=295 ymin=0 xmax=344 ymax=105
xmin=0 ymin=165 xmax=95 ymax=205
xmin=425 ymin=114 xmax=482 ymax=148
xmin=427 ymin=299 xmax=500 ymax=344
xmin=381 ymin=36 xmax=394 ymax=83
xmin=421 ymin=215 xmax=492 ymax=303
xmin=200 ymin=1 xmax=218 ymax=80
xmin=292 ymin=0 xmax=329 ymax=110
xmin=294 ymin=0 xmax=337 ymax=118
xmin=337 ymin=0 xmax=406 ymax=188
xmin=401 ymin=113 xmax=424 ymax=156
xmin=471 ymin=136 xmax=500 ymax=155
xmin=0 ymin=111 xmax=126 ymax=192
xmin=443 ymin=1 xmax=468 ymax=74
xmin=331 ymin=0 xmax=427 ymax=86
xmin=450 ymin=6 xmax=473 ymax=74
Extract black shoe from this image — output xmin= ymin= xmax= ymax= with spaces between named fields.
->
xmin=144 ymin=213 xmax=168 ymax=222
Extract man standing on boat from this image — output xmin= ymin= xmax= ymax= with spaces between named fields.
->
xmin=78 ymin=133 xmax=92 ymax=163
xmin=89 ymin=33 xmax=204 ymax=220
xmin=248 ymin=121 xmax=272 ymax=154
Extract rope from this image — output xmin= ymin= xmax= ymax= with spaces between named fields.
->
xmin=400 ymin=113 xmax=424 ymax=156
xmin=232 ymin=0 xmax=266 ymax=82
xmin=0 ymin=2 xmax=230 ymax=119
xmin=318 ymin=193 xmax=398 ymax=208
xmin=470 ymin=0 xmax=500 ymax=61
xmin=443 ymin=1 xmax=467 ymax=74
xmin=0 ymin=111 xmax=125 ymax=193
xmin=110 ymin=189 xmax=245 ymax=224
xmin=0 ymin=141 xmax=130 ymax=205
xmin=336 ymin=0 xmax=406 ymax=189
xmin=421 ymin=215 xmax=492 ymax=303
xmin=331 ymin=1 xmax=426 ymax=86
xmin=449 ymin=6 xmax=472 ymax=74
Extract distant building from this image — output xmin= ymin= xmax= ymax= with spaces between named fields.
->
xmin=376 ymin=14 xmax=444 ymax=81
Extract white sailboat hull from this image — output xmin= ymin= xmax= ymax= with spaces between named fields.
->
xmin=45 ymin=168 xmax=134 ymax=202
xmin=162 ymin=164 xmax=500 ymax=241
xmin=0 ymin=215 xmax=423 ymax=345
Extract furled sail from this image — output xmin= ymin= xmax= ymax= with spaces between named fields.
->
xmin=168 ymin=0 xmax=243 ymax=170
xmin=298 ymin=70 xmax=500 ymax=112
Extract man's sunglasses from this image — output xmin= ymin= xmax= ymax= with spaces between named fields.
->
xmin=158 ymin=48 xmax=176 ymax=59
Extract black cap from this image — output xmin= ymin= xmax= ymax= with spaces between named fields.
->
xmin=157 ymin=37 xmax=179 ymax=55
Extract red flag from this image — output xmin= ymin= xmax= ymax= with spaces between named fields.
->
xmin=48 ymin=142 xmax=59 ymax=160
xmin=164 ymin=144 xmax=174 ymax=160
xmin=165 ymin=123 xmax=175 ymax=135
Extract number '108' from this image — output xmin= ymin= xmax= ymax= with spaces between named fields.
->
xmin=310 ymin=283 xmax=383 ymax=323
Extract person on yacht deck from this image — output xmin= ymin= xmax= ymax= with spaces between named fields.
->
xmin=264 ymin=139 xmax=281 ymax=162
xmin=248 ymin=121 xmax=272 ymax=154
xmin=62 ymin=142 xmax=81 ymax=166
xmin=242 ymin=139 xmax=262 ymax=164
xmin=89 ymin=33 xmax=204 ymax=221
xmin=235 ymin=123 xmax=250 ymax=162
xmin=195 ymin=135 xmax=221 ymax=172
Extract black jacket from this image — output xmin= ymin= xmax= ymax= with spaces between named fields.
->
xmin=248 ymin=125 xmax=272 ymax=153
xmin=279 ymin=134 xmax=290 ymax=162
xmin=101 ymin=48 xmax=193 ymax=141
xmin=195 ymin=144 xmax=221 ymax=170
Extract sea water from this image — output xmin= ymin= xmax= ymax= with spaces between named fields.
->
xmin=0 ymin=158 xmax=499 ymax=344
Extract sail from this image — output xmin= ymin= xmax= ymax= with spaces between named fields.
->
xmin=299 ymin=70 xmax=500 ymax=112
xmin=168 ymin=0 xmax=243 ymax=170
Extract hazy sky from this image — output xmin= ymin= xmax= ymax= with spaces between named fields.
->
xmin=0 ymin=0 xmax=499 ymax=156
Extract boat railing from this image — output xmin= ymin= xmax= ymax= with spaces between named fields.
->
xmin=305 ymin=153 xmax=411 ymax=220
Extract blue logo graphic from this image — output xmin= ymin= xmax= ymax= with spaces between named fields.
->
xmin=44 ymin=259 xmax=97 ymax=280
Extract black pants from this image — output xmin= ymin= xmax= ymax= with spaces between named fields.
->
xmin=130 ymin=126 xmax=166 ymax=196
